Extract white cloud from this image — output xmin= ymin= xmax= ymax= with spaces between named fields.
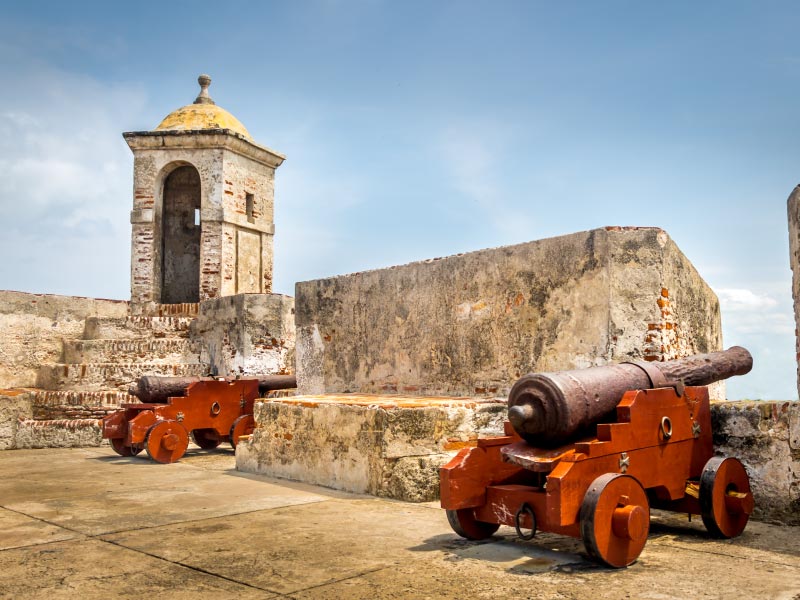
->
xmin=712 ymin=285 xmax=797 ymax=399
xmin=0 ymin=65 xmax=148 ymax=298
xmin=436 ymin=124 xmax=535 ymax=241
xmin=716 ymin=288 xmax=779 ymax=311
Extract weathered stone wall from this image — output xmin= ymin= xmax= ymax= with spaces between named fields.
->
xmin=190 ymin=293 xmax=295 ymax=377
xmin=236 ymin=395 xmax=506 ymax=501
xmin=0 ymin=291 xmax=129 ymax=389
xmin=295 ymin=227 xmax=723 ymax=398
xmin=712 ymin=400 xmax=799 ymax=525
xmin=787 ymin=186 xmax=800 ymax=398
xmin=125 ymin=132 xmax=283 ymax=313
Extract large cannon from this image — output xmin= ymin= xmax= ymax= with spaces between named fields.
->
xmin=440 ymin=347 xmax=755 ymax=568
xmin=508 ymin=347 xmax=752 ymax=447
xmin=103 ymin=374 xmax=296 ymax=463
xmin=129 ymin=374 xmax=297 ymax=403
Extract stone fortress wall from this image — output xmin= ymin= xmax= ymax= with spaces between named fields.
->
xmin=294 ymin=227 xmax=722 ymax=398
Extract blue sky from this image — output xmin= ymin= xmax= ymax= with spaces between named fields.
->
xmin=1 ymin=1 xmax=798 ymax=399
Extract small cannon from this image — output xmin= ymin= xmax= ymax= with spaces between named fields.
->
xmin=103 ymin=374 xmax=296 ymax=463
xmin=441 ymin=347 xmax=755 ymax=568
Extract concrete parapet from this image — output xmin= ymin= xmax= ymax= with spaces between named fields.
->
xmin=236 ymin=394 xmax=506 ymax=502
xmin=711 ymin=400 xmax=799 ymax=525
xmin=295 ymin=227 xmax=723 ymax=399
xmin=190 ymin=293 xmax=295 ymax=377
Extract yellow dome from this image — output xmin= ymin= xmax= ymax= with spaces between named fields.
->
xmin=153 ymin=74 xmax=251 ymax=138
xmin=155 ymin=103 xmax=251 ymax=138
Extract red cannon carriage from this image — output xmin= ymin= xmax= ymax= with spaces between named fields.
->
xmin=102 ymin=374 xmax=295 ymax=463
xmin=440 ymin=348 xmax=755 ymax=568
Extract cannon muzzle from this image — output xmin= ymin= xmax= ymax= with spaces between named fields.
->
xmin=507 ymin=346 xmax=752 ymax=447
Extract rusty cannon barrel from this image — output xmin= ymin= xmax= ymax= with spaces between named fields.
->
xmin=507 ymin=346 xmax=752 ymax=447
xmin=129 ymin=374 xmax=297 ymax=403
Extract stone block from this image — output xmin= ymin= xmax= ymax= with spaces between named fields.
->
xmin=711 ymin=400 xmax=800 ymax=525
xmin=0 ymin=390 xmax=33 ymax=450
xmin=295 ymin=227 xmax=723 ymax=399
xmin=14 ymin=418 xmax=103 ymax=449
xmin=236 ymin=395 xmax=506 ymax=501
xmin=190 ymin=293 xmax=295 ymax=377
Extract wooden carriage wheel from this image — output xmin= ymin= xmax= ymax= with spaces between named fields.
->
xmin=446 ymin=508 xmax=500 ymax=540
xmin=229 ymin=415 xmax=255 ymax=449
xmin=191 ymin=428 xmax=222 ymax=449
xmin=145 ymin=420 xmax=189 ymax=463
xmin=110 ymin=437 xmax=142 ymax=457
xmin=700 ymin=456 xmax=753 ymax=538
xmin=580 ymin=473 xmax=650 ymax=568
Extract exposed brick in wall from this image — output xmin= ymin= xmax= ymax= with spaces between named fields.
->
xmin=34 ymin=406 xmax=118 ymax=420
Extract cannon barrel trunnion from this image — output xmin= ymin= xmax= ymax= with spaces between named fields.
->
xmin=441 ymin=347 xmax=755 ymax=568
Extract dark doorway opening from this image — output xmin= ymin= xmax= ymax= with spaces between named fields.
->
xmin=161 ymin=166 xmax=201 ymax=304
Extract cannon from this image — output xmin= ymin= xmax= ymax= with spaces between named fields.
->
xmin=440 ymin=347 xmax=755 ymax=568
xmin=103 ymin=375 xmax=295 ymax=463
xmin=129 ymin=374 xmax=297 ymax=403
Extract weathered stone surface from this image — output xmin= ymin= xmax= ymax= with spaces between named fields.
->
xmin=295 ymin=227 xmax=723 ymax=399
xmin=190 ymin=293 xmax=295 ymax=377
xmin=0 ymin=291 xmax=129 ymax=389
xmin=63 ymin=338 xmax=198 ymax=364
xmin=385 ymin=454 xmax=453 ymax=503
xmin=236 ymin=395 xmax=506 ymax=501
xmin=711 ymin=399 xmax=800 ymax=525
xmin=83 ymin=315 xmax=194 ymax=339
xmin=14 ymin=418 xmax=102 ymax=449
xmin=0 ymin=390 xmax=33 ymax=450
xmin=788 ymin=186 xmax=800 ymax=398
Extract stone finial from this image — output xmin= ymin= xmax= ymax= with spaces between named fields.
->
xmin=194 ymin=74 xmax=215 ymax=105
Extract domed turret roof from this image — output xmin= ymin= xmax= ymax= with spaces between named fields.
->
xmin=154 ymin=74 xmax=251 ymax=138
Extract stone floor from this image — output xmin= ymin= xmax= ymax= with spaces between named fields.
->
xmin=0 ymin=447 xmax=798 ymax=600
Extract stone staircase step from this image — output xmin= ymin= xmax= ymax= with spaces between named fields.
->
xmin=144 ymin=303 xmax=200 ymax=317
xmin=83 ymin=316 xmax=194 ymax=340
xmin=36 ymin=362 xmax=208 ymax=392
xmin=63 ymin=338 xmax=199 ymax=364
xmin=27 ymin=389 xmax=135 ymax=408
